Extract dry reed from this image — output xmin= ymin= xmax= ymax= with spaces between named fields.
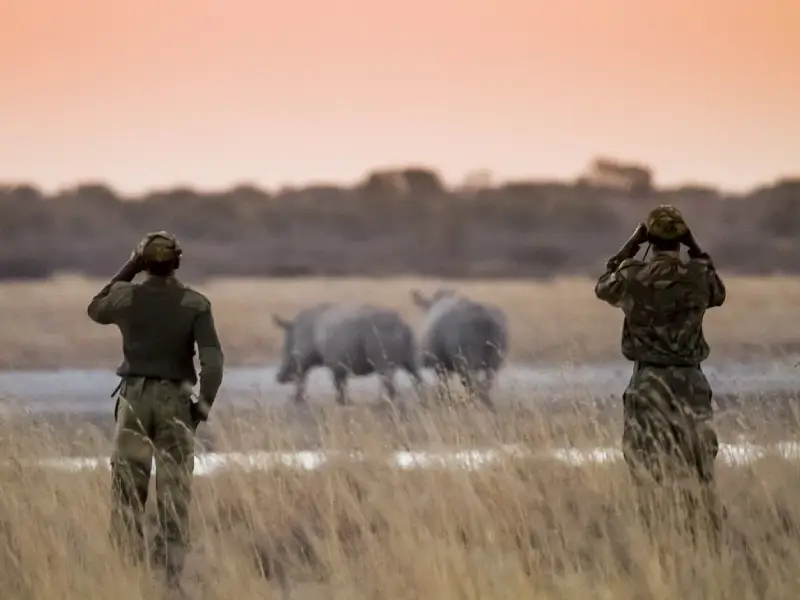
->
xmin=2 ymin=402 xmax=800 ymax=599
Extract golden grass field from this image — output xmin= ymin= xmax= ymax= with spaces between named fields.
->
xmin=2 ymin=274 xmax=800 ymax=369
xmin=2 ymin=274 xmax=800 ymax=598
xmin=3 ymin=408 xmax=800 ymax=600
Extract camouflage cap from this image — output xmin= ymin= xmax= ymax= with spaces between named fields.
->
xmin=645 ymin=205 xmax=689 ymax=241
xmin=137 ymin=231 xmax=182 ymax=263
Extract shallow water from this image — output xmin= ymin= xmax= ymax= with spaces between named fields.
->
xmin=16 ymin=440 xmax=800 ymax=477
xmin=0 ymin=358 xmax=798 ymax=413
xmin=1 ymin=359 xmax=798 ymax=475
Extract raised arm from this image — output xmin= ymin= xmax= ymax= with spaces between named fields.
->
xmin=595 ymin=223 xmax=648 ymax=308
xmin=86 ymin=257 xmax=141 ymax=324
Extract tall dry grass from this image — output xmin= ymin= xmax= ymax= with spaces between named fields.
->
xmin=3 ymin=403 xmax=800 ymax=599
xmin=3 ymin=274 xmax=799 ymax=597
xmin=2 ymin=274 xmax=800 ymax=370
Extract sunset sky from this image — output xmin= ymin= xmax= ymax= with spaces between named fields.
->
xmin=1 ymin=0 xmax=798 ymax=195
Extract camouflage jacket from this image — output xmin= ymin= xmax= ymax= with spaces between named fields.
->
xmin=594 ymin=250 xmax=726 ymax=366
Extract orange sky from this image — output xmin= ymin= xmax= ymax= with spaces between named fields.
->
xmin=1 ymin=0 xmax=798 ymax=194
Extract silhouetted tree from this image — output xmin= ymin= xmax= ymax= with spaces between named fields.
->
xmin=0 ymin=161 xmax=798 ymax=280
xmin=586 ymin=157 xmax=653 ymax=198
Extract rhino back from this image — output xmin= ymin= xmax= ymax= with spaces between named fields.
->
xmin=358 ymin=307 xmax=417 ymax=370
xmin=435 ymin=299 xmax=509 ymax=370
xmin=312 ymin=305 xmax=412 ymax=375
xmin=418 ymin=296 xmax=461 ymax=352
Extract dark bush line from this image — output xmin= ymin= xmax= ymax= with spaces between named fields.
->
xmin=2 ymin=162 xmax=799 ymax=281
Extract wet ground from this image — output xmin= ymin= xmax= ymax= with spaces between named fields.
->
xmin=1 ymin=358 xmax=798 ymax=414
xmin=12 ymin=439 xmax=800 ymax=476
xmin=1 ymin=359 xmax=798 ymax=472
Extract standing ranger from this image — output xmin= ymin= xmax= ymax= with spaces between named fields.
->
xmin=87 ymin=231 xmax=224 ymax=590
xmin=594 ymin=206 xmax=726 ymax=548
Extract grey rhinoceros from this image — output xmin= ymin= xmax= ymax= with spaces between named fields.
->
xmin=272 ymin=302 xmax=424 ymax=405
xmin=410 ymin=288 xmax=508 ymax=410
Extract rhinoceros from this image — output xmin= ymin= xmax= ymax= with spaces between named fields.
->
xmin=272 ymin=303 xmax=424 ymax=405
xmin=409 ymin=288 xmax=508 ymax=410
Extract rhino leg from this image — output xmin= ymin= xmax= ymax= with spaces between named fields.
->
xmin=434 ymin=365 xmax=452 ymax=405
xmin=378 ymin=371 xmax=397 ymax=404
xmin=477 ymin=369 xmax=497 ymax=413
xmin=293 ymin=376 xmax=308 ymax=405
xmin=406 ymin=363 xmax=426 ymax=405
xmin=332 ymin=368 xmax=350 ymax=406
xmin=455 ymin=364 xmax=495 ymax=412
xmin=458 ymin=369 xmax=479 ymax=405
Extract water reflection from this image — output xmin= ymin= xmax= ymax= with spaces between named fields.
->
xmin=19 ymin=440 xmax=800 ymax=476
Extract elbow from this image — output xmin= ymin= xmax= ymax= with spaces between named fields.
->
xmin=199 ymin=347 xmax=225 ymax=375
xmin=594 ymin=284 xmax=611 ymax=304
xmin=594 ymin=289 xmax=620 ymax=308
xmin=593 ymin=280 xmax=605 ymax=300
xmin=711 ymin=281 xmax=727 ymax=307
xmin=594 ymin=271 xmax=616 ymax=302
xmin=204 ymin=364 xmax=224 ymax=380
xmin=212 ymin=348 xmax=225 ymax=372
xmin=86 ymin=305 xmax=106 ymax=324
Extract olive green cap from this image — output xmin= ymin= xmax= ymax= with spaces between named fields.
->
xmin=138 ymin=231 xmax=182 ymax=263
xmin=645 ymin=205 xmax=689 ymax=241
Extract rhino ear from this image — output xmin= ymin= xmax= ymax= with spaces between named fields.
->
xmin=272 ymin=314 xmax=293 ymax=330
xmin=410 ymin=289 xmax=430 ymax=309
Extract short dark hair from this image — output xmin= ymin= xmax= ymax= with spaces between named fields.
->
xmin=145 ymin=258 xmax=179 ymax=277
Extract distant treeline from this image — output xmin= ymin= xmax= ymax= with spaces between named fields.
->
xmin=2 ymin=157 xmax=799 ymax=280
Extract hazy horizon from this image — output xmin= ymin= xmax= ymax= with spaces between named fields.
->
xmin=1 ymin=160 xmax=796 ymax=198
xmin=2 ymin=0 xmax=798 ymax=195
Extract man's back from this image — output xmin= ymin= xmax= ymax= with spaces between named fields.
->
xmin=87 ymin=275 xmax=222 ymax=390
xmin=595 ymin=250 xmax=726 ymax=366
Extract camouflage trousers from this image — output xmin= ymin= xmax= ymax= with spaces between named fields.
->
xmin=110 ymin=376 xmax=196 ymax=582
xmin=621 ymin=363 xmax=722 ymax=550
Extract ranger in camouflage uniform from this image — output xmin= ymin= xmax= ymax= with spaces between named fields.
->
xmin=594 ymin=206 xmax=726 ymax=547
xmin=87 ymin=231 xmax=224 ymax=589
